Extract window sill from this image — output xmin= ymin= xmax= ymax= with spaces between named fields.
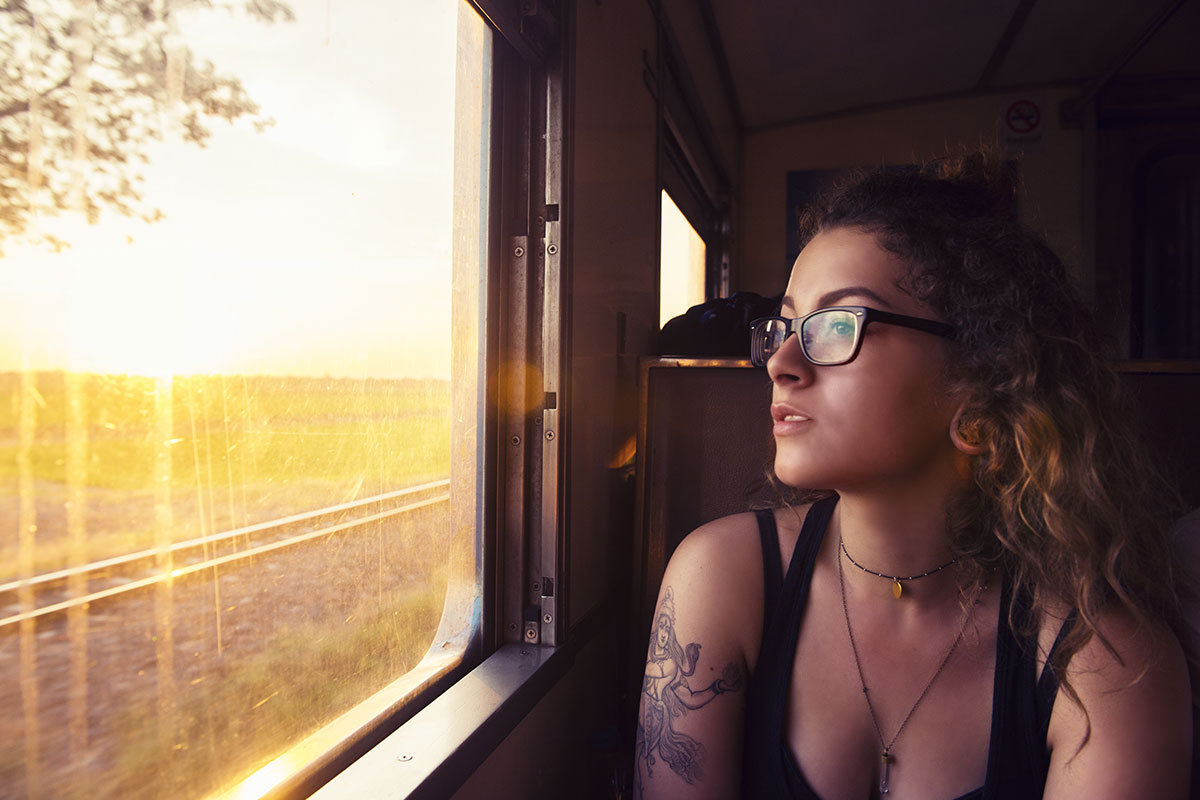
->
xmin=308 ymin=642 xmax=575 ymax=800
xmin=214 ymin=650 xmax=465 ymax=800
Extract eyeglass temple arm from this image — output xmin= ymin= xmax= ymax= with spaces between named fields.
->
xmin=866 ymin=308 xmax=956 ymax=339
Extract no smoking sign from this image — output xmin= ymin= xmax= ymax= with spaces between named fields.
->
xmin=1004 ymin=97 xmax=1043 ymax=153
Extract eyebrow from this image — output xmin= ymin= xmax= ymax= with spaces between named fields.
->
xmin=780 ymin=285 xmax=896 ymax=315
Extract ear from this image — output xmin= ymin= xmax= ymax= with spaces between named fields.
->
xmin=950 ymin=405 xmax=986 ymax=456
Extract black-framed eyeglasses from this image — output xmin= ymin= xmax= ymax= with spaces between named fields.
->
xmin=749 ymin=306 xmax=956 ymax=367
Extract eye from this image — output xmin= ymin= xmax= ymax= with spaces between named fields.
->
xmin=831 ymin=319 xmax=854 ymax=337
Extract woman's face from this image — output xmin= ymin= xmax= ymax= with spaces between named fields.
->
xmin=769 ymin=226 xmax=961 ymax=492
xmin=656 ymin=617 xmax=670 ymax=648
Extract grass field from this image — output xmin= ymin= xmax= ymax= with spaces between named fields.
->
xmin=0 ymin=371 xmax=451 ymax=579
xmin=109 ymin=575 xmax=449 ymax=800
xmin=2 ymin=369 xmax=457 ymax=799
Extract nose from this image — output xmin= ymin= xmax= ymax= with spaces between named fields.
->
xmin=766 ymin=331 xmax=813 ymax=387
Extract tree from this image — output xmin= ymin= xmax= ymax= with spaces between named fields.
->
xmin=0 ymin=0 xmax=293 ymax=252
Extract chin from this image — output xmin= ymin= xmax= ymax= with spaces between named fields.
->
xmin=773 ymin=457 xmax=832 ymax=492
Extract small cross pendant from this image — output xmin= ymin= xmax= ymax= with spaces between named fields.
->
xmin=879 ymin=750 xmax=893 ymax=794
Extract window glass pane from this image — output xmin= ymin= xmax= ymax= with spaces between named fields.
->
xmin=1137 ymin=152 xmax=1200 ymax=359
xmin=659 ymin=189 xmax=707 ymax=327
xmin=0 ymin=1 xmax=487 ymax=797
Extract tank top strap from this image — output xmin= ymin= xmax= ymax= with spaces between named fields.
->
xmin=743 ymin=496 xmax=838 ymax=799
xmin=981 ymin=580 xmax=1065 ymax=799
xmin=754 ymin=509 xmax=784 ymax=627
xmin=767 ymin=497 xmax=837 ymax=666
xmin=784 ymin=497 xmax=838 ymax=589
xmin=753 ymin=499 xmax=838 ymax=625
xmin=1035 ymin=609 xmax=1077 ymax=738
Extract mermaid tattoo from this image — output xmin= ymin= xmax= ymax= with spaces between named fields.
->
xmin=635 ymin=586 xmax=743 ymax=793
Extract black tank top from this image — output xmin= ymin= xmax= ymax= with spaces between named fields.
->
xmin=742 ymin=497 xmax=1074 ymax=799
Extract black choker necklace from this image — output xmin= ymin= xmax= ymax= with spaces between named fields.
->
xmin=839 ymin=537 xmax=958 ymax=599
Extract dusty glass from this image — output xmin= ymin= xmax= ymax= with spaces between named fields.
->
xmin=0 ymin=1 xmax=489 ymax=797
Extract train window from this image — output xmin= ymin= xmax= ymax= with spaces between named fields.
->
xmin=659 ymin=189 xmax=707 ymax=327
xmin=1 ymin=0 xmax=489 ymax=797
xmin=1134 ymin=150 xmax=1200 ymax=359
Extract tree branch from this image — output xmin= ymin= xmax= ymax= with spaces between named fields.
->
xmin=0 ymin=73 xmax=72 ymax=121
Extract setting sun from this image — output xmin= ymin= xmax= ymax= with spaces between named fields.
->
xmin=7 ymin=226 xmax=240 ymax=377
xmin=0 ymin=0 xmax=458 ymax=381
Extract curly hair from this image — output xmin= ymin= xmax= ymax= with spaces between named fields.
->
xmin=783 ymin=149 xmax=1185 ymax=723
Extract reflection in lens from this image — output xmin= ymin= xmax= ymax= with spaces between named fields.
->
xmin=759 ymin=319 xmax=787 ymax=365
xmin=804 ymin=310 xmax=857 ymax=364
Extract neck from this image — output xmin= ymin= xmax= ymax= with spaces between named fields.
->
xmin=831 ymin=472 xmax=965 ymax=602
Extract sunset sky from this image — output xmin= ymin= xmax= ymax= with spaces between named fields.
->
xmin=1 ymin=0 xmax=464 ymax=380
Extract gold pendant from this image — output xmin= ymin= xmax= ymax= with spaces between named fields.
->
xmin=892 ymin=579 xmax=903 ymax=599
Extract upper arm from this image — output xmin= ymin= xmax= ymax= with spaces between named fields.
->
xmin=1043 ymin=613 xmax=1192 ymax=799
xmin=634 ymin=514 xmax=763 ymax=799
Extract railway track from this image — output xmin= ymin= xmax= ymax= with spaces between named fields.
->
xmin=0 ymin=479 xmax=450 ymax=628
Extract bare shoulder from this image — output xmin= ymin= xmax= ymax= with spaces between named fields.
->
xmin=662 ymin=505 xmax=812 ymax=671
xmin=668 ymin=504 xmax=813 ymax=579
xmin=1044 ymin=604 xmax=1192 ymax=799
xmin=668 ymin=510 xmax=764 ymax=578
xmin=660 ymin=512 xmax=764 ymax=658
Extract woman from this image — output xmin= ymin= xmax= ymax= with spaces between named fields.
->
xmin=635 ymin=152 xmax=1192 ymax=798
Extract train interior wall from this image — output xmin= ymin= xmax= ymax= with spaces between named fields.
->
xmin=739 ymin=88 xmax=1086 ymax=296
xmin=451 ymin=4 xmax=1200 ymax=798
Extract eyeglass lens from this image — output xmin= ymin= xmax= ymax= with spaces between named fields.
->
xmin=803 ymin=309 xmax=858 ymax=364
xmin=753 ymin=309 xmax=860 ymax=366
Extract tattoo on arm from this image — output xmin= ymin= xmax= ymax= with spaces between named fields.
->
xmin=635 ymin=586 xmax=745 ymax=794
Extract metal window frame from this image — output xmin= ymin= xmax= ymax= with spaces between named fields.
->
xmin=301 ymin=2 xmax=573 ymax=797
xmin=209 ymin=1 xmax=571 ymax=796
xmin=477 ymin=0 xmax=567 ymax=653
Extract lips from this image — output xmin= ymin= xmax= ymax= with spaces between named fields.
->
xmin=771 ymin=403 xmax=811 ymax=423
xmin=771 ymin=403 xmax=812 ymax=435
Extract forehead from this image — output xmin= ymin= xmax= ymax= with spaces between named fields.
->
xmin=782 ymin=227 xmax=916 ymax=315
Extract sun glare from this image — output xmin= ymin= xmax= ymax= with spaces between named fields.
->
xmin=0 ymin=0 xmax=458 ymax=381
xmin=6 ymin=223 xmax=239 ymax=378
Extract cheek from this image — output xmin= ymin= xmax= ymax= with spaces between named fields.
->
xmin=854 ymin=375 xmax=951 ymax=436
xmin=772 ymin=364 xmax=956 ymax=486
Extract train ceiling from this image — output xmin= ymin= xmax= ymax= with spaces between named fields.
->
xmin=702 ymin=0 xmax=1200 ymax=129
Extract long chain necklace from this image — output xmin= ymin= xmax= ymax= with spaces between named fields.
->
xmin=838 ymin=537 xmax=984 ymax=795
xmin=840 ymin=537 xmax=957 ymax=599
